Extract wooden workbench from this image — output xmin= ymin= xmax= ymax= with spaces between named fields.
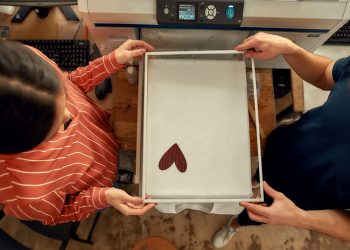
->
xmin=2 ymin=6 xmax=86 ymax=40
xmin=2 ymin=6 xmax=304 ymax=159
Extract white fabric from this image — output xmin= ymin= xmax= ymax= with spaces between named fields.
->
xmin=156 ymin=203 xmax=244 ymax=215
xmin=144 ymin=58 xmax=252 ymax=199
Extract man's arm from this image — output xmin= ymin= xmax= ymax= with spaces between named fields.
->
xmin=235 ymin=32 xmax=335 ymax=90
xmin=283 ymin=46 xmax=335 ymax=91
xmin=300 ymin=209 xmax=350 ymax=242
xmin=240 ymin=182 xmax=350 ymax=242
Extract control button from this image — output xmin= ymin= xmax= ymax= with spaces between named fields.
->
xmin=205 ymin=5 xmax=216 ymax=20
xmin=226 ymin=5 xmax=236 ymax=19
xmin=164 ymin=7 xmax=169 ymax=15
xmin=200 ymin=2 xmax=205 ymax=9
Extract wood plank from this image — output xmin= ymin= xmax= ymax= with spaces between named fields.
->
xmin=249 ymin=68 xmax=276 ymax=156
xmin=275 ymin=92 xmax=293 ymax=114
xmin=113 ymin=106 xmax=138 ymax=123
xmin=114 ymin=70 xmax=139 ymax=106
xmin=113 ymin=69 xmax=139 ymax=150
xmin=6 ymin=6 xmax=87 ymax=40
xmin=114 ymin=121 xmax=137 ymax=150
xmin=291 ymin=70 xmax=305 ymax=112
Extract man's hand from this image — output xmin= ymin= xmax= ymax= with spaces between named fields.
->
xmin=105 ymin=188 xmax=156 ymax=216
xmin=234 ymin=32 xmax=299 ymax=60
xmin=114 ymin=39 xmax=155 ymax=65
xmin=240 ymin=182 xmax=306 ymax=228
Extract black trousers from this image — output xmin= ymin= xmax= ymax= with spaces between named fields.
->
xmin=237 ymin=209 xmax=262 ymax=226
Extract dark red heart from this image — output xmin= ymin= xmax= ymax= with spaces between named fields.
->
xmin=159 ymin=143 xmax=187 ymax=173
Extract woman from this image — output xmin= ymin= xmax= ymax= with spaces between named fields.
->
xmin=0 ymin=39 xmax=156 ymax=225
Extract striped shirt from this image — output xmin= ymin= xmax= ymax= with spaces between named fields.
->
xmin=0 ymin=47 xmax=124 ymax=225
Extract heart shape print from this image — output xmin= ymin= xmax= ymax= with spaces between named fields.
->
xmin=159 ymin=143 xmax=187 ymax=173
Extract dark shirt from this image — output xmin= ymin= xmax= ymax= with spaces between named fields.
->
xmin=263 ymin=56 xmax=350 ymax=210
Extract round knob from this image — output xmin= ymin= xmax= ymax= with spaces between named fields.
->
xmin=226 ymin=5 xmax=236 ymax=19
xmin=126 ymin=66 xmax=138 ymax=84
xmin=164 ymin=7 xmax=169 ymax=15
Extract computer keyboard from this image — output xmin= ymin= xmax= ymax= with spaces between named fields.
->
xmin=325 ymin=21 xmax=350 ymax=44
xmin=16 ymin=40 xmax=90 ymax=71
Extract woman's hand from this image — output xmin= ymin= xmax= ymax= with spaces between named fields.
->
xmin=240 ymin=182 xmax=306 ymax=228
xmin=234 ymin=32 xmax=298 ymax=60
xmin=114 ymin=39 xmax=155 ymax=65
xmin=105 ymin=188 xmax=156 ymax=216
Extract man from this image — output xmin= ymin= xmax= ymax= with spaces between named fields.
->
xmin=213 ymin=32 xmax=350 ymax=248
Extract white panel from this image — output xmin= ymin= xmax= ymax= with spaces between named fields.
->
xmin=144 ymin=58 xmax=252 ymax=199
xmin=244 ymin=0 xmax=345 ymax=19
xmin=88 ymin=27 xmax=138 ymax=55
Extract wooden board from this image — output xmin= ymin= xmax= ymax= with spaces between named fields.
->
xmin=113 ymin=69 xmax=139 ymax=150
xmin=275 ymin=92 xmax=293 ymax=115
xmin=291 ymin=70 xmax=304 ymax=112
xmin=249 ymin=68 xmax=276 ymax=156
xmin=5 ymin=6 xmax=87 ymax=40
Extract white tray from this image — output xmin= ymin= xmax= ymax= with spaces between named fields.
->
xmin=141 ymin=50 xmax=263 ymax=204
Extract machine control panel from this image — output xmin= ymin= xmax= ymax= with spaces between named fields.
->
xmin=157 ymin=0 xmax=244 ymax=27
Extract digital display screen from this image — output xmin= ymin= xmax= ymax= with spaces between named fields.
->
xmin=178 ymin=3 xmax=196 ymax=21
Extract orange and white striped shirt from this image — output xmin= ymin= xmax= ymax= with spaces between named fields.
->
xmin=0 ymin=47 xmax=124 ymax=225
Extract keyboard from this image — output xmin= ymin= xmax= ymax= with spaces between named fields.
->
xmin=325 ymin=21 xmax=350 ymax=44
xmin=16 ymin=40 xmax=89 ymax=71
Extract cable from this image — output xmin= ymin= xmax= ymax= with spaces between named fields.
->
xmin=73 ymin=18 xmax=83 ymax=40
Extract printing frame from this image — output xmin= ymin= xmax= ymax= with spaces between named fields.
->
xmin=141 ymin=50 xmax=264 ymax=204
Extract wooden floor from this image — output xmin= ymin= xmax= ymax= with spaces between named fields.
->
xmin=1 ymin=207 xmax=350 ymax=250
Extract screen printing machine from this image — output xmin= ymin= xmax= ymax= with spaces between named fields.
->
xmin=78 ymin=0 xmax=350 ymax=214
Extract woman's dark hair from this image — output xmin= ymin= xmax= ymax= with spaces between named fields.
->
xmin=0 ymin=41 xmax=61 ymax=154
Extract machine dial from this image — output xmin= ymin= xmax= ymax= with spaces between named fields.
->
xmin=226 ymin=5 xmax=236 ymax=19
xmin=205 ymin=5 xmax=217 ymax=20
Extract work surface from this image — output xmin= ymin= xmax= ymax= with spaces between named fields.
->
xmin=1 ymin=6 xmax=350 ymax=250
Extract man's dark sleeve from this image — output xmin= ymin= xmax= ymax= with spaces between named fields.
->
xmin=332 ymin=56 xmax=350 ymax=83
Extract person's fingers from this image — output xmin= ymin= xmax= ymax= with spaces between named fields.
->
xmin=242 ymin=34 xmax=257 ymax=44
xmin=245 ymin=50 xmax=263 ymax=59
xmin=263 ymin=181 xmax=282 ymax=199
xmin=234 ymin=39 xmax=259 ymax=51
xmin=124 ymin=194 xmax=144 ymax=205
xmin=118 ymin=40 xmax=132 ymax=50
xmin=128 ymin=49 xmax=147 ymax=59
xmin=246 ymin=210 xmax=268 ymax=224
xmin=240 ymin=202 xmax=269 ymax=217
xmin=120 ymin=203 xmax=157 ymax=216
xmin=141 ymin=203 xmax=157 ymax=213
xmin=129 ymin=40 xmax=155 ymax=51
xmin=126 ymin=202 xmax=144 ymax=209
